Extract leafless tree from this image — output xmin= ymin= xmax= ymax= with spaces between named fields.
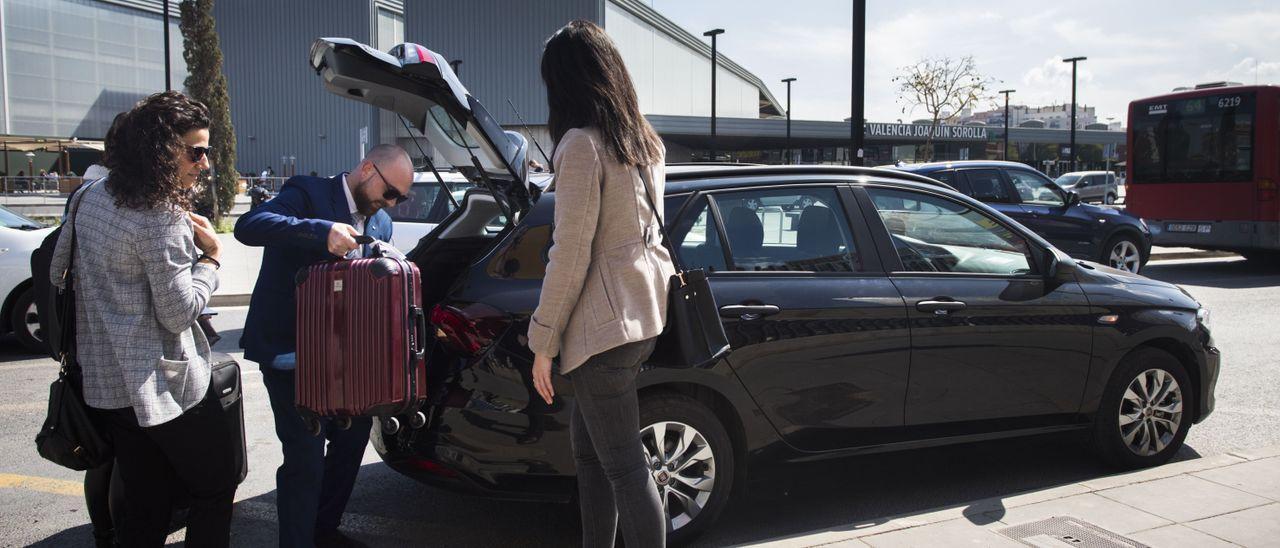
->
xmin=893 ymin=56 xmax=994 ymax=162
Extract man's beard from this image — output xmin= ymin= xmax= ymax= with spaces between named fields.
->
xmin=354 ymin=176 xmax=379 ymax=216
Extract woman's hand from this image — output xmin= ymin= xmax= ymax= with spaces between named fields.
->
xmin=532 ymin=353 xmax=555 ymax=405
xmin=188 ymin=212 xmax=221 ymax=261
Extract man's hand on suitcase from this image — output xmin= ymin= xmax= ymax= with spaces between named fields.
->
xmin=327 ymin=223 xmax=360 ymax=257
xmin=532 ymin=353 xmax=554 ymax=405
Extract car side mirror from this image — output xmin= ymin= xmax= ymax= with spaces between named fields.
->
xmin=1066 ymin=191 xmax=1080 ymax=207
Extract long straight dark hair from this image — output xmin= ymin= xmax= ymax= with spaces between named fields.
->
xmin=541 ymin=20 xmax=662 ymax=167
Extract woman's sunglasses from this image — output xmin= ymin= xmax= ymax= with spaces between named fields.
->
xmin=186 ymin=145 xmax=212 ymax=162
xmin=369 ymin=162 xmax=409 ymax=205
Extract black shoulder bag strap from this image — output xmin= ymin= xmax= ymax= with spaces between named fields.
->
xmin=636 ymin=166 xmax=687 ymax=283
xmin=58 ymin=181 xmax=96 ymax=367
xmin=635 ymin=165 xmax=731 ymax=368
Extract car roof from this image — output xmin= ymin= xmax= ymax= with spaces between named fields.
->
xmin=1057 ymin=171 xmax=1111 ymax=176
xmin=886 ymin=160 xmax=1040 ymax=173
xmin=663 ymin=165 xmax=951 ymax=194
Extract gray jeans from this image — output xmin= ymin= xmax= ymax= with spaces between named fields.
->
xmin=568 ymin=337 xmax=665 ymax=548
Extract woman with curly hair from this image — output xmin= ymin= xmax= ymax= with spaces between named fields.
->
xmin=50 ymin=90 xmax=237 ymax=547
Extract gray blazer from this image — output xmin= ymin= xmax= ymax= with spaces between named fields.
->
xmin=50 ymin=180 xmax=219 ymax=427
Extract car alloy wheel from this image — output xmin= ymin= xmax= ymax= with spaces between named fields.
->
xmin=1105 ymin=193 xmax=1116 ymax=205
xmin=1119 ymin=368 xmax=1184 ymax=457
xmin=1108 ymin=239 xmax=1142 ymax=273
xmin=641 ymin=420 xmax=716 ymax=532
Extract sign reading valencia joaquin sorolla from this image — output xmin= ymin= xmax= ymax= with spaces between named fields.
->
xmin=864 ymin=122 xmax=990 ymax=141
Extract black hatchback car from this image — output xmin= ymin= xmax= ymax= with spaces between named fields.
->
xmin=311 ymin=39 xmax=1220 ymax=543
xmin=889 ymin=161 xmax=1153 ymax=274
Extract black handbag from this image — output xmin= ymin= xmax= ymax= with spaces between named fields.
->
xmin=35 ymin=183 xmax=113 ymax=471
xmin=637 ymin=167 xmax=731 ymax=368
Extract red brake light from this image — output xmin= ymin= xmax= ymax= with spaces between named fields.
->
xmin=429 ymin=303 xmax=509 ymax=356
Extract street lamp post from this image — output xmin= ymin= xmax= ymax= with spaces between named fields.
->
xmin=782 ymin=77 xmax=796 ymax=164
xmin=163 ymin=0 xmax=171 ymax=90
xmin=703 ymin=28 xmax=724 ymax=162
xmin=999 ymin=89 xmax=1016 ymax=161
xmin=850 ymin=0 xmax=866 ymax=166
xmin=1063 ymin=56 xmax=1087 ymax=172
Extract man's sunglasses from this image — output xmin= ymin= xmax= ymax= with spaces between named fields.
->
xmin=369 ymin=162 xmax=409 ymax=205
xmin=186 ymin=145 xmax=212 ymax=162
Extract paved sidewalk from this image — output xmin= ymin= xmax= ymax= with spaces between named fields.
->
xmin=742 ymin=444 xmax=1280 ymax=547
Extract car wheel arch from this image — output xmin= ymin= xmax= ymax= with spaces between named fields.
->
xmin=1102 ymin=227 xmax=1149 ymax=261
xmin=637 ymin=382 xmax=749 ymax=493
xmin=1101 ymin=337 xmax=1204 ymax=423
xmin=0 ymin=278 xmax=33 ymax=333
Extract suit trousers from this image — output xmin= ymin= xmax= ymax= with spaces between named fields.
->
xmin=260 ymin=364 xmax=372 ymax=548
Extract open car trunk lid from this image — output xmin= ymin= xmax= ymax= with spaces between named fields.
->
xmin=309 ymin=37 xmax=535 ymax=218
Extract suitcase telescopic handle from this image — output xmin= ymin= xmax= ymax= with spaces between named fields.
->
xmin=411 ymin=306 xmax=428 ymax=359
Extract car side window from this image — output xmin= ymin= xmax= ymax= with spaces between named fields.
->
xmin=867 ymin=188 xmax=1034 ymax=275
xmin=961 ymin=169 xmax=1011 ymax=203
xmin=670 ymin=196 xmax=728 ymax=273
xmin=709 ymin=187 xmax=861 ymax=272
xmin=1007 ymin=170 xmax=1065 ymax=207
xmin=387 ymin=181 xmax=474 ymax=223
xmin=930 ymin=170 xmax=972 ymax=195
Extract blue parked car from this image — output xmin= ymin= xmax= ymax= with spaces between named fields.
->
xmin=888 ymin=161 xmax=1152 ymax=273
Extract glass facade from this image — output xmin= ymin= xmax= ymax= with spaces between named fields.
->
xmin=2 ymin=0 xmax=186 ymax=138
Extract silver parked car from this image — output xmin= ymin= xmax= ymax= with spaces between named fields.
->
xmin=1055 ymin=171 xmax=1120 ymax=204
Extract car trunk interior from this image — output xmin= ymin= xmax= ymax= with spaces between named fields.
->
xmin=406 ymin=190 xmax=508 ymax=309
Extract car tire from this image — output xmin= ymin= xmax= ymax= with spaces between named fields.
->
xmin=1092 ymin=347 xmax=1194 ymax=470
xmin=1102 ymin=234 xmax=1143 ymax=274
xmin=10 ymin=287 xmax=45 ymax=354
xmin=639 ymin=393 xmax=735 ymax=546
xmin=1104 ymin=193 xmax=1117 ymax=205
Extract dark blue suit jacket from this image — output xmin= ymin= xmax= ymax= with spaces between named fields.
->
xmin=234 ymin=174 xmax=393 ymax=366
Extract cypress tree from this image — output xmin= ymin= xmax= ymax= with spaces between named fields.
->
xmin=180 ymin=0 xmax=236 ymax=224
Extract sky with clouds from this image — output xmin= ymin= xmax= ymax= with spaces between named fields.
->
xmin=647 ymin=0 xmax=1280 ymax=125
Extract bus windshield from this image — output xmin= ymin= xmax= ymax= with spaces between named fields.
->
xmin=1132 ymin=92 xmax=1255 ymax=183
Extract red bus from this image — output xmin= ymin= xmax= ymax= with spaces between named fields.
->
xmin=1126 ymin=83 xmax=1278 ymax=261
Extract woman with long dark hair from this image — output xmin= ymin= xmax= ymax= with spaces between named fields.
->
xmin=50 ymin=91 xmax=237 ymax=547
xmin=528 ymin=20 xmax=676 ymax=547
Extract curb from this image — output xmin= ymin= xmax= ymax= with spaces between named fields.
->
xmin=1148 ymin=250 xmax=1239 ymax=262
xmin=210 ymin=294 xmax=252 ymax=307
xmin=738 ymin=443 xmax=1280 ymax=547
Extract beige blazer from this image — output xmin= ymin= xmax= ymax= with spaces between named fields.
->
xmin=526 ymin=127 xmax=676 ymax=374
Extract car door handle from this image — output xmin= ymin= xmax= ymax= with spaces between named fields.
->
xmin=719 ymin=305 xmax=781 ymax=320
xmin=916 ymin=299 xmax=967 ymax=314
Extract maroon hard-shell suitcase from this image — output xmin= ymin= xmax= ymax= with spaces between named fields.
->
xmin=294 ymin=245 xmax=428 ymax=435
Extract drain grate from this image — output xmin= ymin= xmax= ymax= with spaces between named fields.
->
xmin=999 ymin=516 xmax=1149 ymax=548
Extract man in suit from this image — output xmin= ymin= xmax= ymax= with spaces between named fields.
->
xmin=235 ymin=144 xmax=413 ymax=548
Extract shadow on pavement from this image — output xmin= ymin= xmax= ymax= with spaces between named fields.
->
xmin=229 ymin=462 xmax=579 ymax=547
xmin=1144 ymin=258 xmax=1280 ymax=289
xmin=691 ymin=433 xmax=1204 ymax=547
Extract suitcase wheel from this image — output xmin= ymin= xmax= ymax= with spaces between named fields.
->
xmin=409 ymin=411 xmax=427 ymax=429
xmin=335 ymin=416 xmax=352 ymax=431
xmin=306 ymin=417 xmax=322 ymax=437
xmin=382 ymin=416 xmax=401 ymax=435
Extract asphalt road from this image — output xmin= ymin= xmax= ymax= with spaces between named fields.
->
xmin=1 ymin=256 xmax=1277 ymax=547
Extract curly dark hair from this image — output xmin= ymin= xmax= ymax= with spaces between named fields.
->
xmin=104 ymin=91 xmax=210 ymax=211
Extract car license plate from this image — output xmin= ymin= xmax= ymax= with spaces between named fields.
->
xmin=1167 ymin=223 xmax=1211 ymax=234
